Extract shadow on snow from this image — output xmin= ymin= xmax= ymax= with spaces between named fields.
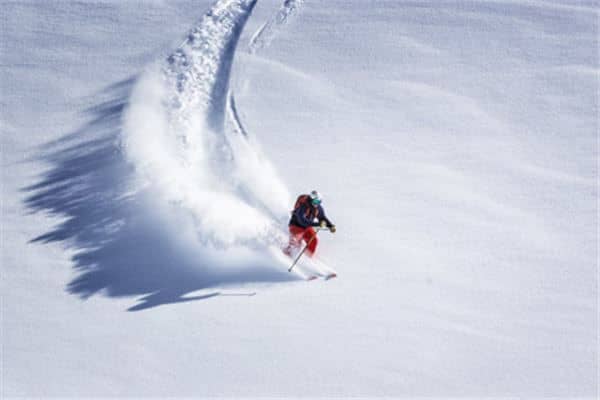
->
xmin=22 ymin=78 xmax=294 ymax=312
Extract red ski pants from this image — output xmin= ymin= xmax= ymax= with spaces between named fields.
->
xmin=288 ymin=225 xmax=318 ymax=257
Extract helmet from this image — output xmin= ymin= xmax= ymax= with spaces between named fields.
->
xmin=309 ymin=190 xmax=322 ymax=205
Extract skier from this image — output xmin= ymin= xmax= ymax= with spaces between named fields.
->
xmin=284 ymin=190 xmax=336 ymax=258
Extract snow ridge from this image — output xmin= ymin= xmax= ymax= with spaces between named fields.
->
xmin=164 ymin=0 xmax=256 ymax=133
xmin=123 ymin=0 xmax=290 ymax=248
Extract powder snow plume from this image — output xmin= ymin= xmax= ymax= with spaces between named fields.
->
xmin=123 ymin=0 xmax=291 ymax=249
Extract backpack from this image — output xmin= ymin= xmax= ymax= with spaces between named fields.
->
xmin=293 ymin=194 xmax=311 ymax=212
xmin=292 ymin=194 xmax=320 ymax=219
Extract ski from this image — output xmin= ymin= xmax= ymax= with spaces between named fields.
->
xmin=300 ymin=268 xmax=337 ymax=281
xmin=276 ymin=241 xmax=337 ymax=281
xmin=306 ymin=273 xmax=337 ymax=281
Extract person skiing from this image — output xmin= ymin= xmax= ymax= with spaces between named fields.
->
xmin=284 ymin=190 xmax=336 ymax=258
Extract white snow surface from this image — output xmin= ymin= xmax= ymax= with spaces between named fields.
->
xmin=1 ymin=0 xmax=598 ymax=397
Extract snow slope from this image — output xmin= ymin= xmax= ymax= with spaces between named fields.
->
xmin=2 ymin=0 xmax=598 ymax=397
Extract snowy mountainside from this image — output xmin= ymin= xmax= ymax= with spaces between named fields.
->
xmin=1 ymin=0 xmax=597 ymax=397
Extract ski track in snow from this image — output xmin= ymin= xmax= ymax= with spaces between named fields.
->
xmin=247 ymin=0 xmax=304 ymax=54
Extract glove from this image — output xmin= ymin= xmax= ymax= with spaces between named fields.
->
xmin=329 ymin=225 xmax=336 ymax=233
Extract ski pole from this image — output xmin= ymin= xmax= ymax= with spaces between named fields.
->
xmin=288 ymin=227 xmax=324 ymax=272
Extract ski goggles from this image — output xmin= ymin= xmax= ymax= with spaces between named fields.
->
xmin=311 ymin=198 xmax=321 ymax=205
